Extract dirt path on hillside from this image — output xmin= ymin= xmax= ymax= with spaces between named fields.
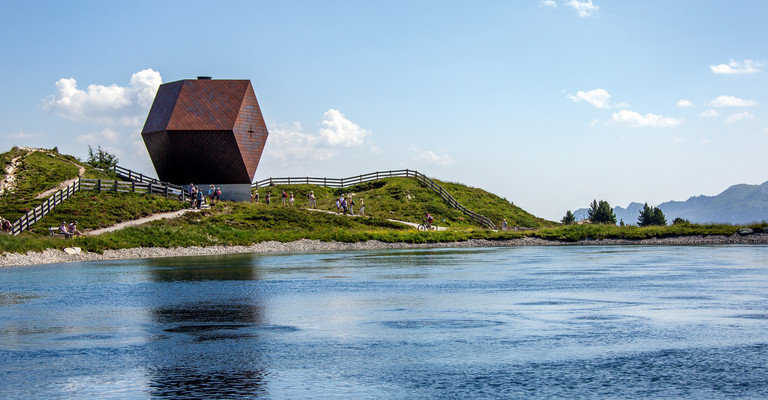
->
xmin=35 ymin=164 xmax=86 ymax=199
xmin=307 ymin=208 xmax=448 ymax=231
xmin=0 ymin=148 xmax=39 ymax=195
xmin=85 ymin=206 xmax=443 ymax=237
xmin=0 ymin=148 xmax=86 ymax=199
xmin=0 ymin=155 xmax=22 ymax=196
xmin=85 ymin=208 xmax=202 ymax=236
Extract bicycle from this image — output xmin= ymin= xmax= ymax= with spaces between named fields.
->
xmin=417 ymin=221 xmax=436 ymax=231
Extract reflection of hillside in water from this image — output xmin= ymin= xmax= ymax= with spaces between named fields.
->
xmin=142 ymin=254 xmax=271 ymax=398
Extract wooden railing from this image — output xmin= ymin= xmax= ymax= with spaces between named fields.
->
xmin=113 ymin=165 xmax=171 ymax=187
xmin=410 ymin=171 xmax=497 ymax=230
xmin=253 ymin=169 xmax=497 ymax=229
xmin=9 ymin=176 xmax=186 ymax=236
xmin=9 ymin=179 xmax=81 ymax=236
xmin=253 ymin=169 xmax=418 ymax=188
xmin=80 ymin=178 xmax=185 ymax=198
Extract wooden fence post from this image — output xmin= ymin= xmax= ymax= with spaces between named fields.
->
xmin=97 ymin=179 xmax=102 ymax=193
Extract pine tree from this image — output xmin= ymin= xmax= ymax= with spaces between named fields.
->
xmin=86 ymin=145 xmax=119 ymax=171
xmin=588 ymin=199 xmax=617 ymax=224
xmin=562 ymin=210 xmax=575 ymax=225
xmin=638 ymin=203 xmax=667 ymax=226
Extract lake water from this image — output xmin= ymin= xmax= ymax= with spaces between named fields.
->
xmin=2 ymin=245 xmax=768 ymax=399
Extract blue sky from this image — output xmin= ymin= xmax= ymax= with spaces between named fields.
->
xmin=1 ymin=1 xmax=766 ymax=221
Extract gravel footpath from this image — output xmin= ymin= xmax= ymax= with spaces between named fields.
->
xmin=2 ymin=234 xmax=767 ymax=268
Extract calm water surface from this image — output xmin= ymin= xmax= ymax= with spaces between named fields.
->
xmin=2 ymin=245 xmax=768 ymax=399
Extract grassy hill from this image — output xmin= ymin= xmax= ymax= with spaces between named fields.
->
xmin=1 ymin=147 xmax=765 ymax=255
xmin=0 ymin=147 xmax=115 ymax=221
xmin=0 ymin=146 xmax=557 ymax=253
xmin=256 ymin=177 xmax=555 ymax=230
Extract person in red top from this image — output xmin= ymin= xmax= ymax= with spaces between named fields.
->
xmin=423 ymin=212 xmax=434 ymax=228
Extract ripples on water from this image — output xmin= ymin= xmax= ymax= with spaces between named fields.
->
xmin=1 ymin=245 xmax=768 ymax=399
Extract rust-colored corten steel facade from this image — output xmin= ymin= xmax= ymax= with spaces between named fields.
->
xmin=141 ymin=77 xmax=268 ymax=185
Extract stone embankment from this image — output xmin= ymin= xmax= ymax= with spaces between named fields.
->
xmin=2 ymin=234 xmax=767 ymax=268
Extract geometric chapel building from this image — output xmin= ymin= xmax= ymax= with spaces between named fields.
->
xmin=141 ymin=76 xmax=268 ymax=200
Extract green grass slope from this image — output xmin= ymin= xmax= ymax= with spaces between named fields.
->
xmin=0 ymin=147 xmax=114 ymax=221
xmin=255 ymin=176 xmax=554 ymax=230
xmin=433 ymin=179 xmax=554 ymax=228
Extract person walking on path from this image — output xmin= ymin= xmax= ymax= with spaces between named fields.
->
xmin=502 ymin=219 xmax=508 ymax=231
xmin=208 ymin=185 xmax=216 ymax=206
xmin=189 ymin=186 xmax=197 ymax=208
xmin=309 ymin=191 xmax=316 ymax=209
xmin=282 ymin=190 xmax=287 ymax=206
xmin=359 ymin=198 xmax=365 ymax=215
xmin=196 ymin=186 xmax=204 ymax=209
xmin=349 ymin=195 xmax=355 ymax=215
xmin=266 ymin=192 xmax=271 ymax=205
xmin=289 ymin=192 xmax=295 ymax=207
xmin=252 ymin=190 xmax=259 ymax=203
xmin=188 ymin=183 xmax=195 ymax=206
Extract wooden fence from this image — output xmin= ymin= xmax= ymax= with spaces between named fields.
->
xmin=80 ymin=178 xmax=185 ymax=198
xmin=8 ymin=177 xmax=186 ymax=236
xmin=114 ymin=165 xmax=173 ymax=187
xmin=253 ymin=169 xmax=497 ymax=229
xmin=8 ymin=179 xmax=81 ymax=236
xmin=7 ymin=166 xmax=497 ymax=235
xmin=253 ymin=169 xmax=418 ymax=188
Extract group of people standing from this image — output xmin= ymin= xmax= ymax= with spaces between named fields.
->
xmin=250 ymin=189 xmax=363 ymax=215
xmin=336 ymin=194 xmax=364 ymax=215
xmin=187 ymin=184 xmax=222 ymax=209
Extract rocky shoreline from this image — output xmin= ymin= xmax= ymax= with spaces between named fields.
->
xmin=2 ymin=233 xmax=768 ymax=268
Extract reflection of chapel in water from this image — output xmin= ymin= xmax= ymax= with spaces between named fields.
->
xmin=141 ymin=76 xmax=269 ymax=202
xmin=144 ymin=256 xmax=269 ymax=397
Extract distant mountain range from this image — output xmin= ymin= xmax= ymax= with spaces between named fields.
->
xmin=574 ymin=181 xmax=768 ymax=225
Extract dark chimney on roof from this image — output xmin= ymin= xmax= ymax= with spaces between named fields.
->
xmin=197 ymin=76 xmax=212 ymax=80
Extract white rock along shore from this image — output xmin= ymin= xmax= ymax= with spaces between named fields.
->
xmin=2 ymin=234 xmax=767 ymax=268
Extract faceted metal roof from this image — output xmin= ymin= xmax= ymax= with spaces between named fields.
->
xmin=141 ymin=78 xmax=268 ymax=185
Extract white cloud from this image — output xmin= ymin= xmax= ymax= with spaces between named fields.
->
xmin=566 ymin=0 xmax=599 ymax=17
xmin=3 ymin=132 xmax=43 ymax=139
xmin=262 ymin=121 xmax=335 ymax=165
xmin=709 ymin=95 xmax=758 ymax=107
xmin=724 ymin=111 xmax=754 ymax=124
xmin=319 ymin=109 xmax=370 ymax=147
xmin=76 ymin=128 xmax=121 ymax=146
xmin=44 ymin=68 xmax=162 ymax=126
xmin=764 ymin=127 xmax=768 ymax=135
xmin=540 ymin=0 xmax=557 ymax=8
xmin=710 ymin=59 xmax=765 ymax=74
xmin=411 ymin=148 xmax=455 ymax=167
xmin=700 ymin=109 xmax=719 ymax=117
xmin=677 ymin=99 xmax=694 ymax=107
xmin=568 ymin=88 xmax=613 ymax=108
xmin=612 ymin=110 xmax=683 ymax=128
xmin=263 ymin=110 xmax=371 ymax=166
